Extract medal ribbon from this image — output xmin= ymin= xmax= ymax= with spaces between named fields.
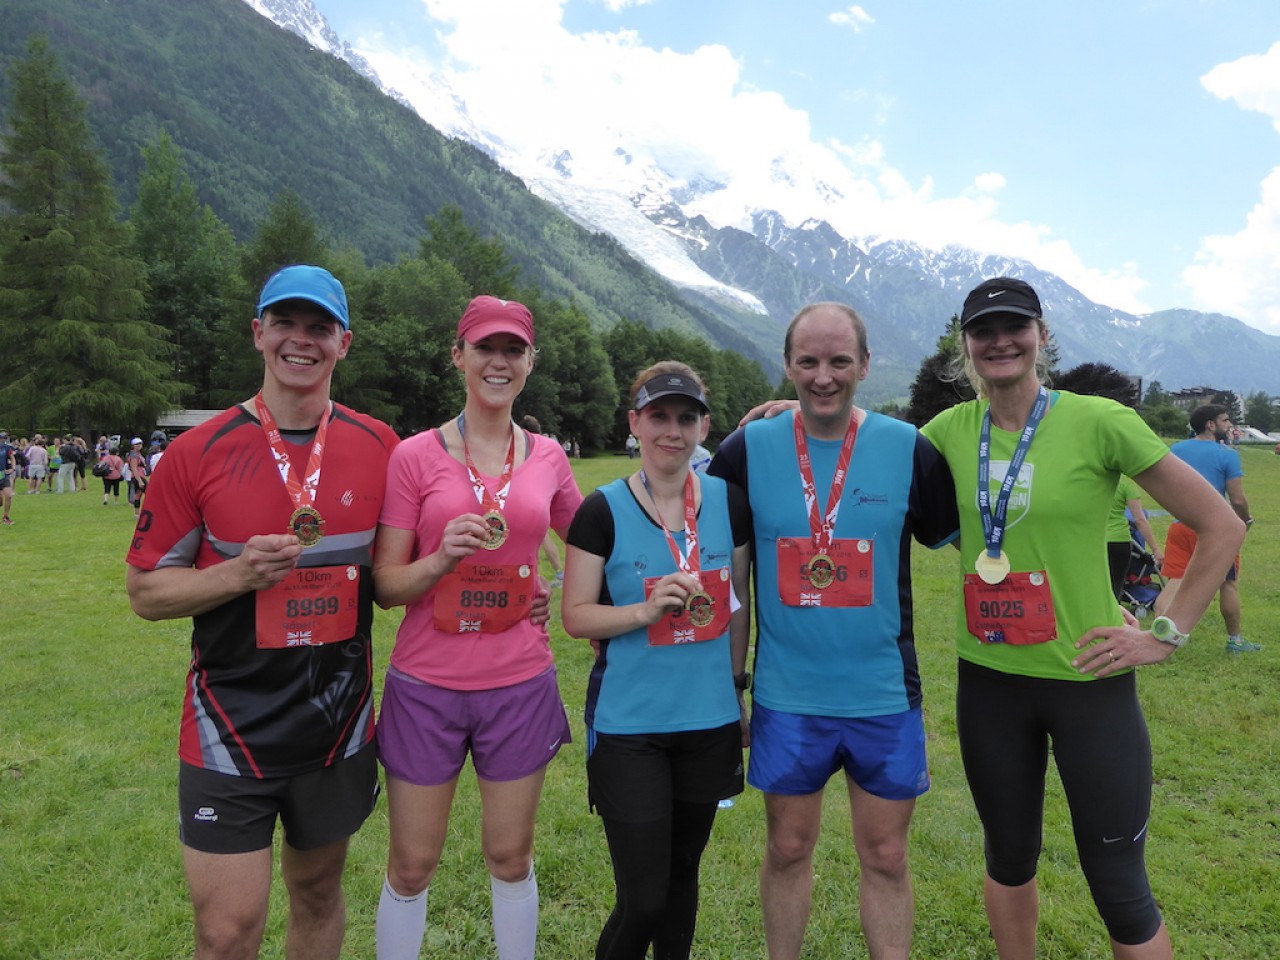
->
xmin=638 ymin=469 xmax=701 ymax=581
xmin=254 ymin=392 xmax=329 ymax=515
xmin=977 ymin=386 xmax=1049 ymax=559
xmin=792 ymin=411 xmax=859 ymax=554
xmin=457 ymin=412 xmax=515 ymax=517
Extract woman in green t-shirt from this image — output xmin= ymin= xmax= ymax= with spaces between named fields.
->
xmin=922 ymin=277 xmax=1244 ymax=960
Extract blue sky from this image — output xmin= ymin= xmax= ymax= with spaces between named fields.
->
xmin=307 ymin=0 xmax=1280 ymax=335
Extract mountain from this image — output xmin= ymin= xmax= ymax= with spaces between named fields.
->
xmin=241 ymin=0 xmax=401 ymax=105
xmin=239 ymin=0 xmax=1280 ymax=404
xmin=4 ymin=0 xmax=1278 ymax=404
xmin=0 ymin=0 xmax=783 ymax=378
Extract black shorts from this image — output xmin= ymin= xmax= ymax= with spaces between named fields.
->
xmin=587 ymin=722 xmax=743 ymax=822
xmin=178 ymin=744 xmax=378 ymax=854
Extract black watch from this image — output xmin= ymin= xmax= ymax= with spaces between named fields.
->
xmin=733 ymin=671 xmax=751 ymax=691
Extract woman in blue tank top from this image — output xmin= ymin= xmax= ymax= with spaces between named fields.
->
xmin=563 ymin=361 xmax=752 ymax=960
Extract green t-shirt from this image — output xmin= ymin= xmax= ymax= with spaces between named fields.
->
xmin=922 ymin=392 xmax=1168 ymax=681
xmin=1106 ymin=475 xmax=1142 ymax=543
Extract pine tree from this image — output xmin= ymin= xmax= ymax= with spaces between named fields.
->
xmin=207 ymin=191 xmax=333 ymax=406
xmin=131 ymin=132 xmax=240 ymax=408
xmin=239 ymin=191 xmax=332 ymax=294
xmin=342 ymin=255 xmax=471 ymax=433
xmin=1052 ymin=362 xmax=1139 ymax=407
xmin=0 ymin=35 xmax=183 ymax=437
xmin=1243 ymin=390 xmax=1274 ymax=434
xmin=905 ymin=315 xmax=972 ymax=426
xmin=419 ymin=204 xmax=520 ymax=298
xmin=515 ymin=294 xmax=617 ymax=448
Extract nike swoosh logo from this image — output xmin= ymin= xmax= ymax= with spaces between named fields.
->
xmin=987 ymin=290 xmax=1007 ymax=299
xmin=547 ymin=739 xmax=562 ymax=751
xmin=1102 ymin=836 xmax=1125 ymax=843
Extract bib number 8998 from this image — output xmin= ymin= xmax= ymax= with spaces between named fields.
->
xmin=461 ymin=590 xmax=509 ymax=608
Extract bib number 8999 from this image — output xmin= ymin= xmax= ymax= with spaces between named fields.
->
xmin=286 ymin=596 xmax=341 ymax=617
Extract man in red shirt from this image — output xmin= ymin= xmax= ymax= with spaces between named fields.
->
xmin=126 ymin=266 xmax=399 ymax=960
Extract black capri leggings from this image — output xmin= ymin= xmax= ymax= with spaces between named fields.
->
xmin=596 ymin=802 xmax=717 ymax=960
xmin=955 ymin=658 xmax=1162 ymax=945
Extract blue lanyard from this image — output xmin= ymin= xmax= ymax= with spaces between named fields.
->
xmin=977 ymin=387 xmax=1049 ymax=559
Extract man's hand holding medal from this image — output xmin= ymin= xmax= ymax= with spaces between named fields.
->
xmin=232 ymin=533 xmax=305 ymax=593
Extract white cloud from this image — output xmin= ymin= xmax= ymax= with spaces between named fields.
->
xmin=828 ymin=6 xmax=874 ymax=33
xmin=369 ymin=0 xmax=1151 ymax=315
xmin=1183 ymin=166 xmax=1280 ymax=332
xmin=1200 ymin=40 xmax=1280 ymax=133
xmin=972 ymin=172 xmax=1006 ymax=194
xmin=1185 ymin=44 xmax=1280 ymax=333
xmin=598 ymin=0 xmax=654 ymax=11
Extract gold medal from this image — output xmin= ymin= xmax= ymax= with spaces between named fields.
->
xmin=289 ymin=505 xmax=325 ymax=547
xmin=974 ymin=550 xmax=1011 ymax=585
xmin=807 ymin=552 xmax=836 ymax=589
xmin=685 ymin=590 xmax=716 ymax=628
xmin=481 ymin=509 xmax=509 ymax=550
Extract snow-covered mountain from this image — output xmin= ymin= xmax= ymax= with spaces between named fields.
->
xmin=241 ymin=0 xmax=772 ymax=316
xmin=242 ymin=0 xmax=1280 ymax=401
xmin=240 ymin=0 xmax=405 ymax=103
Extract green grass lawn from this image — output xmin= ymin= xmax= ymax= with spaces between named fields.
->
xmin=2 ymin=446 xmax=1278 ymax=958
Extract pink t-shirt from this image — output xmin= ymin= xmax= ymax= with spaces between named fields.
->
xmin=380 ymin=429 xmax=583 ymax=690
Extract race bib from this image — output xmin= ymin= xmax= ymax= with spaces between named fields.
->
xmin=777 ymin=537 xmax=874 ymax=608
xmin=433 ymin=561 xmax=534 ymax=634
xmin=644 ymin=566 xmax=733 ymax=646
xmin=963 ymin=570 xmax=1057 ymax=645
xmin=255 ymin=565 xmax=360 ymax=648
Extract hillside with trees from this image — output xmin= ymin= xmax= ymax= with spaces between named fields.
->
xmin=0 ymin=34 xmax=772 ymax=443
xmin=0 ymin=0 xmax=781 ymax=378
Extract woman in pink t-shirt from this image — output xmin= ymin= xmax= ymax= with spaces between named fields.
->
xmin=372 ymin=296 xmax=583 ymax=960
xmin=99 ymin=446 xmax=125 ymax=506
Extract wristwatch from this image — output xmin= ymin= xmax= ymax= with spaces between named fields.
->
xmin=1150 ymin=616 xmax=1190 ymax=648
xmin=733 ymin=671 xmax=752 ymax=691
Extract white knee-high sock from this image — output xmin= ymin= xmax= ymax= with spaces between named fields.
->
xmin=376 ymin=875 xmax=428 ymax=960
xmin=491 ymin=864 xmax=538 ymax=960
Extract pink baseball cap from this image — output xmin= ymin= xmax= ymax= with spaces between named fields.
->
xmin=456 ymin=296 xmax=535 ymax=345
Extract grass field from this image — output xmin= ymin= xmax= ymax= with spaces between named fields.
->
xmin=2 ymin=446 xmax=1279 ymax=959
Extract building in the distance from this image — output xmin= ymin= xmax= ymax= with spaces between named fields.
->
xmin=155 ymin=409 xmax=223 ymax=438
xmin=1167 ymin=387 xmax=1241 ymax=419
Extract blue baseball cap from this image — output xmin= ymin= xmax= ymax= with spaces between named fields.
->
xmin=257 ymin=265 xmax=350 ymax=330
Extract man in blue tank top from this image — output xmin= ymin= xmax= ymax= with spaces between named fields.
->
xmin=710 ymin=303 xmax=958 ymax=960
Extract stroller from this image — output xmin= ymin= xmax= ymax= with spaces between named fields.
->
xmin=1120 ymin=521 xmax=1164 ymax=619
